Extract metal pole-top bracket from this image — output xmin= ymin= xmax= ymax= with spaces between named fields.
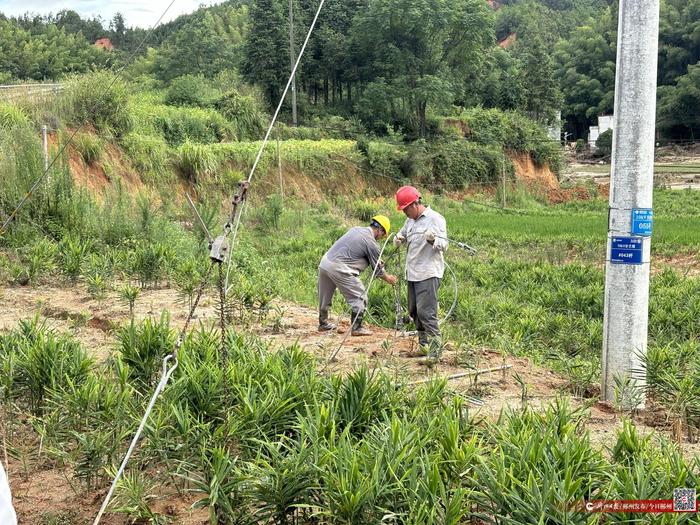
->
xmin=210 ymin=235 xmax=229 ymax=263
xmin=232 ymin=180 xmax=250 ymax=205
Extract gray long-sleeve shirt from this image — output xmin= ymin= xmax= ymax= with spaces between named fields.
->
xmin=320 ymin=226 xmax=385 ymax=277
xmin=398 ymin=206 xmax=448 ymax=282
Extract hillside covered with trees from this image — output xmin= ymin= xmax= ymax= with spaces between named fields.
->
xmin=1 ymin=0 xmax=699 ymax=139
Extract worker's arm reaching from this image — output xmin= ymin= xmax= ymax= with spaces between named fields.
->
xmin=381 ymin=268 xmax=397 ymax=285
xmin=394 ymin=221 xmax=408 ymax=247
xmin=366 ymin=238 xmax=397 ymax=286
xmin=424 ymin=214 xmax=448 ymax=252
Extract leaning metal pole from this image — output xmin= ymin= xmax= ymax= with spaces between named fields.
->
xmin=601 ymin=0 xmax=660 ymax=406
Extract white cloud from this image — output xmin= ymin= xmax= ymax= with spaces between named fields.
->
xmin=0 ymin=0 xmax=224 ymax=28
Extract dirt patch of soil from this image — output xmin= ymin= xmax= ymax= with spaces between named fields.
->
xmin=0 ymin=284 xmax=219 ymax=362
xmin=442 ymin=118 xmax=471 ymax=137
xmin=510 ymin=152 xmax=560 ymax=193
xmin=498 ymin=33 xmax=517 ymax=49
xmin=8 ymin=456 xmax=209 ymax=524
xmin=48 ymin=130 xmax=146 ymax=199
xmin=596 ymin=182 xmax=610 ymax=198
xmin=653 ymin=252 xmax=700 ymax=277
xmin=547 ymin=185 xmax=592 ymax=204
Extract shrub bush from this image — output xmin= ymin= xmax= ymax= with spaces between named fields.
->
xmin=442 ymin=108 xmax=562 ymax=173
xmin=0 ymin=103 xmax=31 ymax=130
xmin=595 ymin=129 xmax=613 ymax=157
xmin=431 ymin=140 xmax=507 ymax=186
xmin=212 ymin=139 xmax=359 ymax=174
xmin=351 ymin=199 xmax=378 ymax=222
xmin=176 ymin=141 xmax=219 ymax=182
xmin=214 ymin=89 xmax=267 ymax=140
xmin=259 ymin=193 xmax=284 ymax=230
xmin=121 ymin=132 xmax=171 ymax=181
xmin=116 ymin=314 xmax=175 ymax=388
xmin=65 ymin=71 xmax=132 ymax=137
xmin=131 ymin=95 xmax=233 ymax=145
xmin=364 ymin=141 xmax=407 ymax=180
xmin=165 ymin=74 xmax=212 ymax=107
xmin=156 ymin=108 xmax=231 ymax=145
xmin=0 ymin=318 xmax=93 ymax=412
xmin=72 ymin=132 xmax=104 ymax=165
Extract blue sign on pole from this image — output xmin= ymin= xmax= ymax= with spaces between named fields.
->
xmin=631 ymin=209 xmax=653 ymax=236
xmin=611 ymin=236 xmax=644 ymax=265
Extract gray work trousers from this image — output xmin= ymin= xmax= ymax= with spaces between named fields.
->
xmin=318 ymin=258 xmax=367 ymax=313
xmin=407 ymin=277 xmax=441 ymax=346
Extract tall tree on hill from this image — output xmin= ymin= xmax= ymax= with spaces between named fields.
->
xmin=109 ymin=13 xmax=126 ymax=48
xmin=658 ymin=62 xmax=700 ymax=139
xmin=54 ymin=10 xmax=105 ymax=42
xmin=243 ymin=0 xmax=289 ymax=108
xmin=351 ymin=0 xmax=494 ymax=137
xmin=553 ymin=6 xmax=616 ymax=137
xmin=155 ymin=9 xmax=246 ymax=81
xmin=0 ymin=18 xmax=108 ymax=80
xmin=517 ymin=35 xmax=562 ymax=124
xmin=295 ymin=0 xmax=364 ymax=107
xmin=468 ymin=46 xmax=526 ymax=111
xmin=658 ymin=0 xmax=700 ymax=86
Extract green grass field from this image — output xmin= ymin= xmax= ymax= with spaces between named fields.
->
xmin=567 ymin=162 xmax=700 ymax=175
xmin=445 ymin=210 xmax=700 ymax=248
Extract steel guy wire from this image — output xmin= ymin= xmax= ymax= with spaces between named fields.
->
xmin=92 ymin=355 xmax=178 ymax=525
xmin=223 ymin=0 xmax=328 ymax=297
xmin=0 ymin=0 xmax=176 ymax=237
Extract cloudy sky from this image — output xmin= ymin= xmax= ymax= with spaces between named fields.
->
xmin=0 ymin=0 xmax=225 ymax=28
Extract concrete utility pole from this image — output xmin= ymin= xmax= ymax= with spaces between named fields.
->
xmin=288 ymin=0 xmax=298 ymax=126
xmin=601 ymin=0 xmax=660 ymax=406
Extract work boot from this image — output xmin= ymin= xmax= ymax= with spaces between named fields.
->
xmin=318 ymin=310 xmax=336 ymax=332
xmin=351 ymin=311 xmax=372 ymax=336
xmin=418 ymin=338 xmax=443 ymax=366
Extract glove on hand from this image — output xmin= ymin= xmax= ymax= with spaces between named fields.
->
xmin=425 ymin=230 xmax=436 ymax=243
xmin=393 ymin=234 xmax=405 ymax=247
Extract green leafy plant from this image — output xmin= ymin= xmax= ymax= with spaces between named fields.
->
xmin=0 ymin=318 xmax=93 ymax=413
xmin=58 ymin=235 xmax=91 ymax=281
xmin=118 ymin=282 xmax=140 ymax=317
xmin=116 ymin=313 xmax=175 ymax=388
xmin=176 ymin=141 xmax=218 ymax=182
xmin=110 ymin=469 xmax=166 ymax=523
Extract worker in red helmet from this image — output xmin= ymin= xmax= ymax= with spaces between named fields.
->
xmin=394 ymin=186 xmax=448 ymax=363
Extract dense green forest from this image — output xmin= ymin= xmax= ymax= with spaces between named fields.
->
xmin=1 ymin=0 xmax=699 ymax=139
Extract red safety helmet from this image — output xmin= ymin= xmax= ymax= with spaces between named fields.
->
xmin=395 ymin=185 xmax=420 ymax=211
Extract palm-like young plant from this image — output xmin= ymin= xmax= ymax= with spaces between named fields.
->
xmin=116 ymin=313 xmax=175 ymax=389
xmin=249 ymin=438 xmax=317 ymax=525
xmin=189 ymin=444 xmax=247 ymax=525
xmin=118 ymin=282 xmax=140 ymax=317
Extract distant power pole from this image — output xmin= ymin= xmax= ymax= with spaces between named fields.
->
xmin=288 ymin=0 xmax=298 ymax=126
xmin=601 ymin=0 xmax=660 ymax=407
xmin=41 ymin=125 xmax=48 ymax=172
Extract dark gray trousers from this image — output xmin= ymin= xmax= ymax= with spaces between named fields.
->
xmin=318 ymin=261 xmax=366 ymax=313
xmin=407 ymin=277 xmax=441 ymax=346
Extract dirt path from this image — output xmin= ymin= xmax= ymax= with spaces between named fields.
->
xmin=3 ymin=281 xmax=700 ymax=523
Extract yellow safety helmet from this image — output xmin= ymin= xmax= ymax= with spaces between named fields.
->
xmin=370 ymin=214 xmax=391 ymax=235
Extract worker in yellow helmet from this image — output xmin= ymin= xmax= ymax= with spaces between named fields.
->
xmin=317 ymin=214 xmax=397 ymax=335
